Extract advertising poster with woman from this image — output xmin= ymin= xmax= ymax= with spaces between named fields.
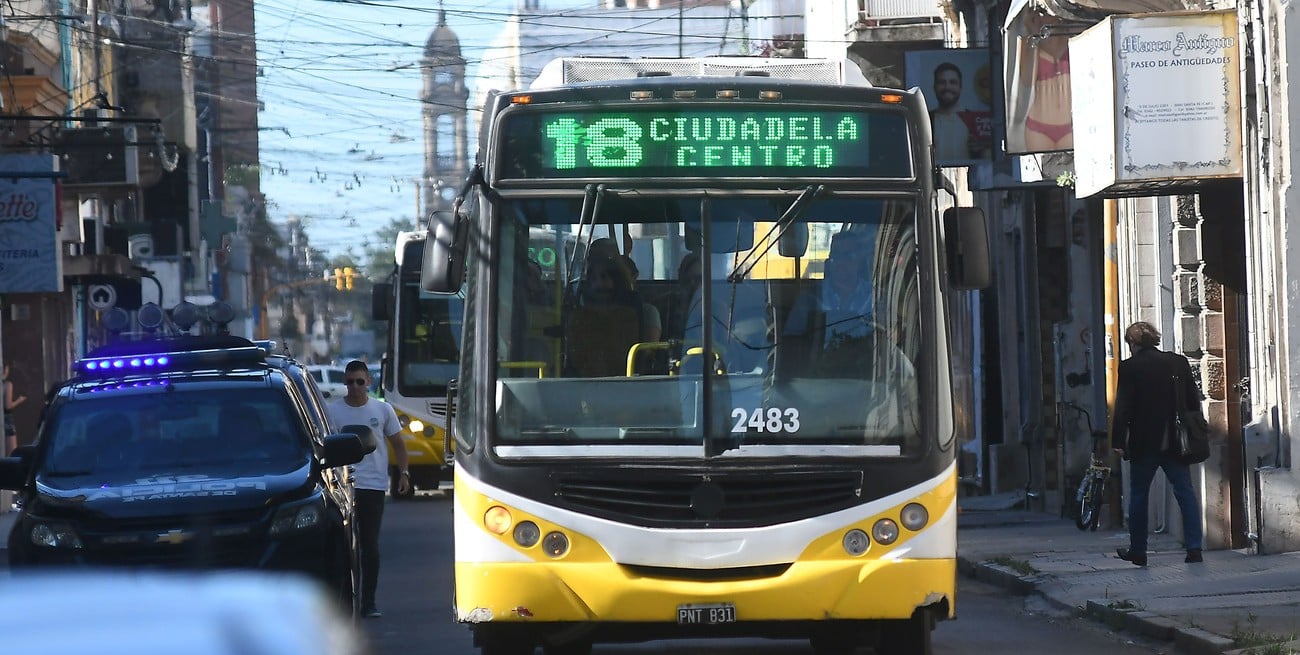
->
xmin=1004 ymin=6 xmax=1074 ymax=154
xmin=905 ymin=49 xmax=993 ymax=168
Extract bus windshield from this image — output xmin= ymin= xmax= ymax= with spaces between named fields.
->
xmin=493 ymin=193 xmax=922 ymax=455
xmin=396 ymin=283 xmax=464 ymax=398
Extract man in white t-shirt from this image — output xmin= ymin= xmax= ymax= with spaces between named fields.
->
xmin=327 ymin=360 xmax=409 ymax=619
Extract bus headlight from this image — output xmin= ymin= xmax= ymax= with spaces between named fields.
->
xmin=900 ymin=503 xmax=929 ymax=531
xmin=513 ymin=521 xmax=541 ymax=548
xmin=842 ymin=529 xmax=870 ymax=556
xmin=408 ymin=419 xmax=425 ymax=434
xmin=484 ymin=506 xmax=512 ymax=535
xmin=542 ymin=531 xmax=569 ymax=558
xmin=30 ymin=522 xmax=84 ymax=549
xmin=872 ymin=519 xmax=900 ymax=546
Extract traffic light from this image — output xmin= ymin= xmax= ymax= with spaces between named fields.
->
xmin=334 ymin=268 xmax=344 ymax=291
xmin=344 ymin=267 xmax=355 ymax=291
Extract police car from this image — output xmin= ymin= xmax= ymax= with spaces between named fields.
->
xmin=0 ymin=301 xmax=374 ymax=616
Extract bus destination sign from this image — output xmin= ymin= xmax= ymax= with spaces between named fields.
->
xmin=497 ymin=107 xmax=912 ymax=180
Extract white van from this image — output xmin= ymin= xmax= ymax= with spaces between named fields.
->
xmin=306 ymin=365 xmax=348 ymax=400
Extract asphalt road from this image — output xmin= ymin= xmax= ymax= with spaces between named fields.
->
xmin=358 ymin=491 xmax=1169 ymax=655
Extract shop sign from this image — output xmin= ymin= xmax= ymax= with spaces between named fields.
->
xmin=0 ymin=154 xmax=63 ymax=293
xmin=1071 ymin=10 xmax=1241 ymax=197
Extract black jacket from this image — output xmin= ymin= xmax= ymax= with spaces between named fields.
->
xmin=1112 ymin=347 xmax=1201 ymax=460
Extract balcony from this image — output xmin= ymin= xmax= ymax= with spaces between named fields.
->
xmin=853 ymin=0 xmax=946 ymax=47
xmin=858 ymin=0 xmax=945 ymax=23
xmin=847 ymin=0 xmax=947 ymax=88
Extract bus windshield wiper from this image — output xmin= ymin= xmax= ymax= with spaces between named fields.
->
xmin=726 ymin=184 xmax=823 ymax=283
xmin=566 ymin=184 xmax=606 ymax=287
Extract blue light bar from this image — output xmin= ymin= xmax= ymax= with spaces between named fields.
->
xmin=86 ymin=380 xmax=171 ymax=393
xmin=75 ymin=347 xmax=261 ymax=377
xmin=80 ymin=355 xmax=172 ymax=373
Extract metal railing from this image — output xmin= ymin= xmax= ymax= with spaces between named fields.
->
xmin=859 ymin=0 xmax=943 ymax=20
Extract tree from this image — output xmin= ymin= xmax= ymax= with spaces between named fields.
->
xmin=364 ymin=217 xmax=419 ymax=279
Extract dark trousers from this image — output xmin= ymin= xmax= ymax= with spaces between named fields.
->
xmin=1127 ymin=453 xmax=1203 ymax=554
xmin=355 ymin=488 xmax=387 ymax=610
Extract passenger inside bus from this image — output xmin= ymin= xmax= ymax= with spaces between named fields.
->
xmin=520 ymin=257 xmax=560 ymax=372
xmin=620 ymin=256 xmax=661 ymax=343
xmin=781 ymin=229 xmax=879 ymax=377
xmin=563 ymin=240 xmax=646 ymax=377
xmin=562 ymin=237 xmax=622 ymax=306
xmin=666 ymin=249 xmax=773 ymax=376
xmin=661 ymin=250 xmax=701 ymax=341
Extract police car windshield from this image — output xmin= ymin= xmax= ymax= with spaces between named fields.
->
xmin=41 ymin=389 xmax=308 ymax=479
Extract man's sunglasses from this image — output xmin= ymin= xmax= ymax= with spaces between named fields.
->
xmin=345 ymin=378 xmax=369 ymax=386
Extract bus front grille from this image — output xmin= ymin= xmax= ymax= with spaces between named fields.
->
xmin=552 ymin=469 xmax=863 ymax=528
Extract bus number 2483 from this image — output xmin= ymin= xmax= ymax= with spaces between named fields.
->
xmin=731 ymin=407 xmax=800 ymax=434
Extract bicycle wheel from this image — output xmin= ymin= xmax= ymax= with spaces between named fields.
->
xmin=1075 ymin=475 xmax=1098 ymax=531
xmin=1086 ymin=478 xmax=1105 ymax=531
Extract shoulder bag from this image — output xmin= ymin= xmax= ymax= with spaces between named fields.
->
xmin=1172 ymin=373 xmax=1210 ymax=465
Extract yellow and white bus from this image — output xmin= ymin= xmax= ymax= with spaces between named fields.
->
xmin=422 ymin=57 xmax=990 ymax=655
xmin=372 ymin=230 xmax=461 ymax=497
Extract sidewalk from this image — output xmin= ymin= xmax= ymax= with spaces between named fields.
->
xmin=959 ymin=494 xmax=1300 ymax=655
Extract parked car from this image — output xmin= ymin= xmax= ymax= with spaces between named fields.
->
xmin=0 ymin=326 xmax=374 ymax=617
xmin=307 ymin=364 xmax=348 ymax=400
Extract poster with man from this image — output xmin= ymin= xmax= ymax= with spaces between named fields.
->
xmin=905 ymin=49 xmax=993 ymax=167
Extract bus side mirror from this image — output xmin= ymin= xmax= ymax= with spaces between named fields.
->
xmin=944 ymin=207 xmax=991 ymax=290
xmin=777 ymin=223 xmax=808 ymax=258
xmin=371 ymin=282 xmax=393 ymax=321
xmin=422 ymin=209 xmax=466 ymax=294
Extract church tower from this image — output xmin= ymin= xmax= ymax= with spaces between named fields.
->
xmin=421 ymin=9 xmax=469 ymax=220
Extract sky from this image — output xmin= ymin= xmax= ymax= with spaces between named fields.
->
xmin=255 ymin=0 xmax=542 ymax=260
xmin=253 ymin=0 xmax=781 ymax=263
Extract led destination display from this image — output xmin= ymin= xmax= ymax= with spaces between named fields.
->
xmin=498 ymin=107 xmax=913 ymax=180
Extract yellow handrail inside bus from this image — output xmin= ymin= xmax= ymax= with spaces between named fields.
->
xmin=681 ymin=347 xmax=725 ymax=376
xmin=626 ymin=341 xmax=673 ymax=377
xmin=500 ymin=361 xmax=548 ymax=378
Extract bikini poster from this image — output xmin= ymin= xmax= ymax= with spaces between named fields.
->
xmin=904 ymin=49 xmax=993 ymax=168
xmin=1004 ymin=7 xmax=1074 ymax=154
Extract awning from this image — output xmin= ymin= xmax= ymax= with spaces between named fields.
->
xmin=1003 ymin=0 xmax=1196 ymax=32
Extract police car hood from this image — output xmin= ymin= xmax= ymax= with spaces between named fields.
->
xmin=34 ymin=462 xmax=315 ymax=518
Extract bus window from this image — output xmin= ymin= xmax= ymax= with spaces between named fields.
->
xmin=492 ymin=195 xmax=920 ymax=450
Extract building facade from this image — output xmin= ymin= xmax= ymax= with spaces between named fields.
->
xmin=807 ymin=0 xmax=1295 ymax=554
xmin=0 ymin=0 xmax=262 ymax=450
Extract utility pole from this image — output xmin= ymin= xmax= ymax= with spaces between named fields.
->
xmin=678 ymin=3 xmax=683 ymax=57
xmin=740 ymin=0 xmax=750 ymax=55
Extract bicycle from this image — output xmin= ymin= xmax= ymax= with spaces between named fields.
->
xmin=1075 ymin=433 xmax=1112 ymax=531
xmin=1063 ymin=402 xmax=1111 ymax=531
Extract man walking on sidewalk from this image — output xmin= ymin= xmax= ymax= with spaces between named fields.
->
xmin=1112 ymin=321 xmax=1204 ymax=566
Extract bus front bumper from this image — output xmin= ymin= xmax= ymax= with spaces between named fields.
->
xmin=454 ymin=557 xmax=954 ymax=624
